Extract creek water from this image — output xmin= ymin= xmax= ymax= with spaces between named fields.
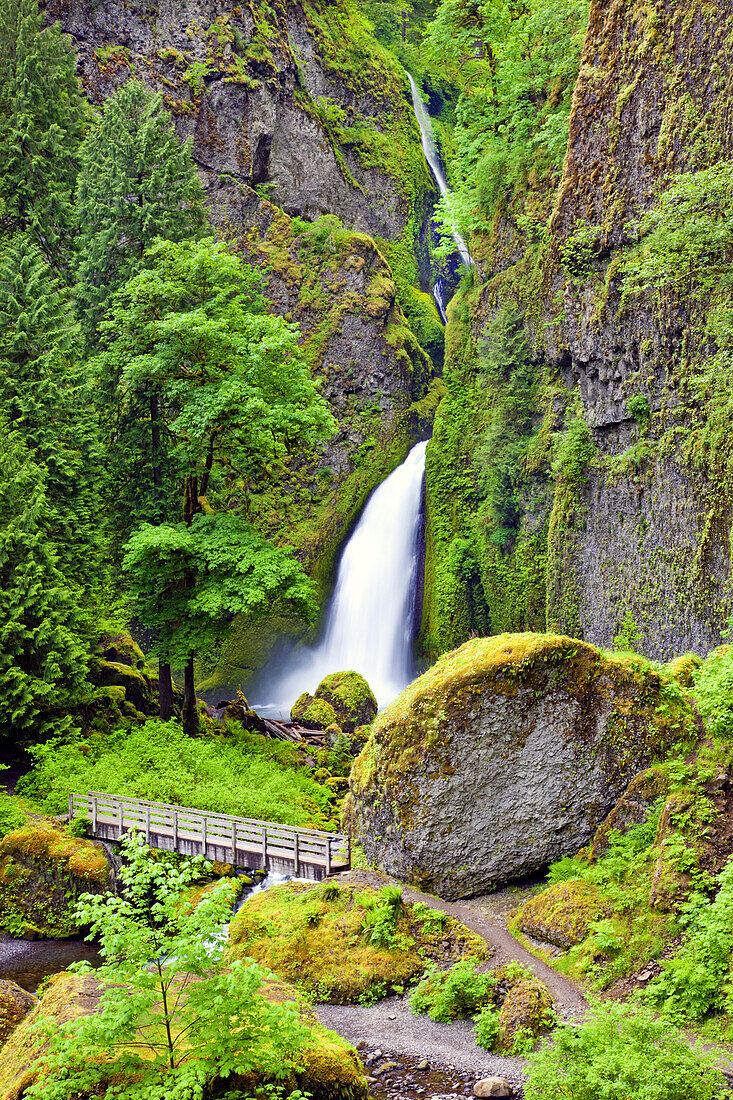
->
xmin=254 ymin=440 xmax=427 ymax=715
xmin=406 ymin=72 xmax=472 ymax=276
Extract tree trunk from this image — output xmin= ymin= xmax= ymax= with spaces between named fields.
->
xmin=150 ymin=390 xmax=162 ymax=491
xmin=182 ymin=655 xmax=198 ymax=736
xmin=159 ymin=661 xmax=175 ymax=720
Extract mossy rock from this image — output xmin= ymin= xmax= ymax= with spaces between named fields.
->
xmin=346 ymin=633 xmax=696 ymax=899
xmin=314 ymin=671 xmax=377 ymax=733
xmin=88 ymin=658 xmax=157 ymax=716
xmin=495 ymin=977 xmax=553 ymax=1053
xmin=649 ymin=790 xmax=715 ymax=911
xmin=0 ymin=825 xmax=113 ymax=938
xmin=517 ymin=879 xmax=609 ymax=949
xmin=0 ymin=972 xmax=104 ymax=1096
xmin=665 ymin=652 xmax=703 ymax=690
xmin=291 ymin=693 xmax=338 ymax=730
xmin=99 ymin=632 xmax=145 ymax=669
xmin=590 ymin=766 xmax=670 ymax=860
xmin=227 ymin=881 xmax=488 ymax=1003
xmin=0 ymin=980 xmax=36 ymax=1046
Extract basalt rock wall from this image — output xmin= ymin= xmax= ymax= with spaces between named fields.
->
xmin=423 ymin=0 xmax=733 ymax=663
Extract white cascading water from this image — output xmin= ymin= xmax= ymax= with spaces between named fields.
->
xmin=407 ymin=73 xmax=472 ymax=273
xmin=256 ymin=441 xmax=427 ymax=713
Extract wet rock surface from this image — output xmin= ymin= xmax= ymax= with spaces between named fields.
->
xmin=352 ymin=1046 xmax=523 ymax=1100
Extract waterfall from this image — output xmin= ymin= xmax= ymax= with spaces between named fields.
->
xmin=255 ymin=441 xmax=427 ymax=714
xmin=407 ymin=73 xmax=472 ymax=271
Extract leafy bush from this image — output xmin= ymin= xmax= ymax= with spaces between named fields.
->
xmin=693 ymin=646 xmax=733 ymax=739
xmin=524 ymin=999 xmax=730 ymax=1100
xmin=16 ymin=719 xmax=338 ymax=829
xmin=409 ymin=959 xmax=495 ymax=1022
xmin=474 ymin=1003 xmax=500 ymax=1050
xmin=360 ymin=885 xmax=409 ymax=948
xmin=647 ymin=855 xmax=733 ymax=1022
xmin=0 ymin=792 xmax=26 ymax=839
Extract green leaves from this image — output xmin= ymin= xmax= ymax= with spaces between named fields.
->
xmin=122 ymin=514 xmax=319 ymax=665
xmin=25 ymin=831 xmax=311 ymax=1100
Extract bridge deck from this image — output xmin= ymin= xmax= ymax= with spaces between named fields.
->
xmin=70 ymin=791 xmax=350 ymax=879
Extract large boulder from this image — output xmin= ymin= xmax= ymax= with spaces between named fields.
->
xmin=345 ymin=634 xmax=695 ymax=899
xmin=0 ymin=980 xmax=36 ymax=1046
xmin=0 ymin=825 xmax=114 ymax=938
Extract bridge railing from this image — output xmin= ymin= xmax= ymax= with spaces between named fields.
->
xmin=70 ymin=791 xmax=350 ymax=878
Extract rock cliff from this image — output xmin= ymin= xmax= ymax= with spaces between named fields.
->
xmin=422 ymin=0 xmax=733 ymax=663
xmin=42 ymin=0 xmax=441 ymax=685
xmin=345 ymin=633 xmax=695 ymax=899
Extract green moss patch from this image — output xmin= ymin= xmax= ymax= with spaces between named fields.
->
xmin=228 ymin=881 xmax=489 ymax=1003
xmin=518 ymin=879 xmax=610 ymax=950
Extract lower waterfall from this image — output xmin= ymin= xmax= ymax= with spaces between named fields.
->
xmin=255 ymin=441 xmax=427 ymax=714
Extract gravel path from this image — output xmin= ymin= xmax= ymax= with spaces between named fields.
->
xmin=314 ymin=874 xmax=588 ymax=1095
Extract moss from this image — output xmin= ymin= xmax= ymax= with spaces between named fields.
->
xmin=495 ymin=977 xmax=554 ymax=1053
xmin=666 ymin=652 xmax=704 ymax=690
xmin=518 ymin=879 xmax=610 ymax=949
xmin=314 ymin=672 xmax=378 ymax=733
xmin=227 ymin=881 xmax=488 ymax=1003
xmin=0 ymin=981 xmax=36 ymax=1046
xmin=292 ymin=694 xmax=339 ymax=730
xmin=0 ymin=825 xmax=112 ymax=938
xmin=87 ymin=658 xmax=156 ymax=715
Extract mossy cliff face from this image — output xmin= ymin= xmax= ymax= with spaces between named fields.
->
xmin=42 ymin=0 xmax=436 ymax=260
xmin=345 ymin=633 xmax=695 ymax=899
xmin=423 ymin=0 xmax=733 ymax=662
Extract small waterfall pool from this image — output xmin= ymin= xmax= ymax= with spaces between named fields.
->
xmin=254 ymin=440 xmax=427 ymax=715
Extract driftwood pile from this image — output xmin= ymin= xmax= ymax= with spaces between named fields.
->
xmin=208 ymin=698 xmax=327 ymax=747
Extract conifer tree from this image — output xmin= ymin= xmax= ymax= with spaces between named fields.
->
xmin=0 ymin=235 xmax=105 ymax=593
xmin=0 ymin=426 xmax=89 ymax=740
xmin=74 ymin=80 xmax=207 ymax=334
xmin=0 ymin=0 xmax=86 ymax=271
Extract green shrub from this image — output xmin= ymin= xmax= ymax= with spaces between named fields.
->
xmin=693 ymin=646 xmax=733 ymax=739
xmin=524 ymin=999 xmax=730 ymax=1100
xmin=409 ymin=959 xmax=495 ymax=1022
xmin=474 ymin=1004 xmax=500 ymax=1050
xmin=360 ymin=886 xmax=409 ymax=948
xmin=16 ymin=719 xmax=338 ymax=830
xmin=647 ymin=855 xmax=733 ymax=1023
xmin=0 ymin=793 xmax=26 ymax=839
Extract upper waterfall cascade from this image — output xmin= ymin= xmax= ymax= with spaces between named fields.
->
xmin=407 ymin=73 xmax=472 ymax=272
xmin=255 ymin=441 xmax=428 ymax=715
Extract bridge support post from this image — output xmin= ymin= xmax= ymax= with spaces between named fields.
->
xmin=262 ymin=829 xmax=267 ymax=871
xmin=118 ymin=803 xmax=123 ymax=837
xmin=68 ymin=793 xmax=73 ymax=822
xmin=326 ymin=838 xmax=331 ymax=877
xmin=230 ymin=821 xmax=237 ymax=866
xmin=294 ymin=833 xmax=300 ymax=877
xmin=145 ymin=806 xmax=150 ymax=843
xmin=92 ymin=796 xmax=98 ymax=834
xmin=173 ymin=811 xmax=178 ymax=851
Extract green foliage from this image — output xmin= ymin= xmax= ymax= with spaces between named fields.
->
xmin=0 ymin=0 xmax=86 ymax=270
xmin=0 ymin=789 xmax=26 ymax=838
xmin=614 ymin=609 xmax=644 ymax=651
xmin=473 ymin=1003 xmax=501 ymax=1050
xmin=524 ymin=998 xmax=730 ymax=1100
xmin=409 ymin=958 xmax=495 ymax=1022
xmin=360 ymin=885 xmax=409 ymax=949
xmin=16 ymin=718 xmax=339 ymax=829
xmin=0 ymin=235 xmax=105 ymax=594
xmin=424 ymin=0 xmax=589 ymax=236
xmin=0 ymin=427 xmax=89 ymax=738
xmin=648 ymin=856 xmax=733 ymax=1023
xmin=74 ymin=79 xmax=207 ymax=333
xmin=25 ymin=830 xmax=310 ymax=1100
xmin=123 ymin=515 xmax=319 ymax=671
xmin=692 ymin=646 xmax=733 ymax=738
xmin=552 ymin=406 xmax=596 ymax=483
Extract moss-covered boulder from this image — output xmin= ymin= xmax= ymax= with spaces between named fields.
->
xmin=314 ymin=672 xmax=378 ymax=733
xmin=99 ymin=632 xmax=145 ymax=669
xmin=495 ymin=977 xmax=554 ymax=1053
xmin=589 ymin=766 xmax=670 ymax=860
xmin=88 ymin=658 xmax=157 ymax=716
xmin=228 ymin=880 xmax=489 ymax=1003
xmin=291 ymin=693 xmax=339 ymax=730
xmin=0 ymin=980 xmax=36 ymax=1046
xmin=345 ymin=634 xmax=695 ymax=898
xmin=0 ymin=825 xmax=113 ymax=938
xmin=517 ymin=879 xmax=609 ymax=949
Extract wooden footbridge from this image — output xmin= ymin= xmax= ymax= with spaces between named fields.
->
xmin=70 ymin=792 xmax=350 ymax=880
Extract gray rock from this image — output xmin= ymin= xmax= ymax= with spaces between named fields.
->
xmin=473 ymin=1078 xmax=512 ymax=1098
xmin=346 ymin=634 xmax=694 ymax=898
